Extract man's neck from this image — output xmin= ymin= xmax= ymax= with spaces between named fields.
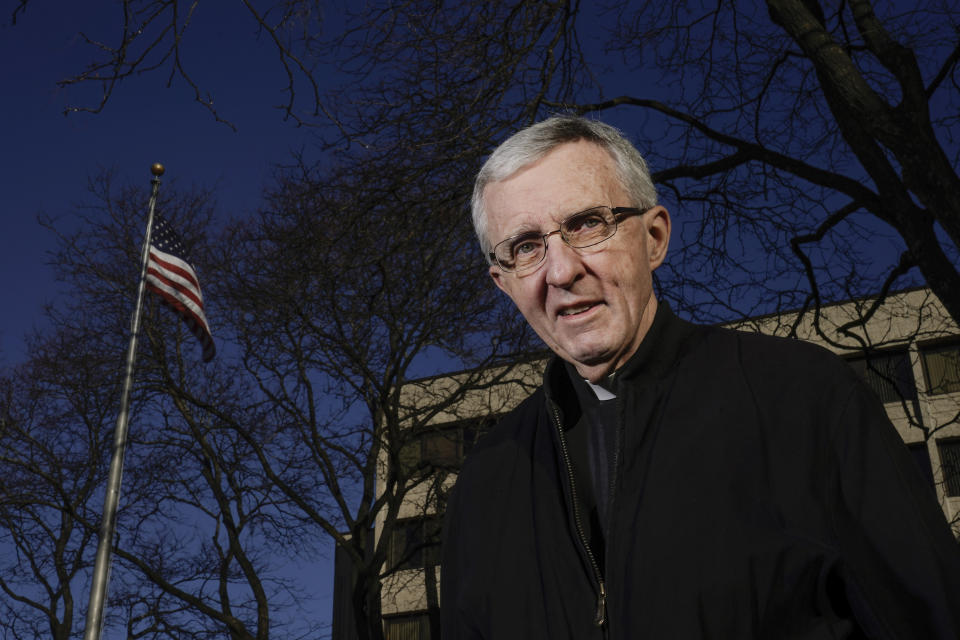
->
xmin=573 ymin=295 xmax=659 ymax=384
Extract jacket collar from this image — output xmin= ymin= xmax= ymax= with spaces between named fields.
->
xmin=543 ymin=302 xmax=702 ymax=418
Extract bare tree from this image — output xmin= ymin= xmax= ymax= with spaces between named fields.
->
xmin=550 ymin=1 xmax=960 ymax=326
xmin=2 ymin=151 xmax=535 ymax=639
xmin=0 ymin=173 xmax=327 ymax=639
xmin=86 ymin=177 xmax=328 ymax=640
xmin=208 ymin=147 xmax=535 ymax=640
xmin=0 ymin=327 xmax=113 ymax=640
xmin=313 ymin=0 xmax=960 ymax=328
xmin=17 ymin=1 xmax=959 ymax=327
xmin=7 ymin=0 xmax=331 ymax=129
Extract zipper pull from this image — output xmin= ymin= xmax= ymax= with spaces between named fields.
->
xmin=594 ymin=581 xmax=607 ymax=627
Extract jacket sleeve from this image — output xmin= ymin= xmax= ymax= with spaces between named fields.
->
xmin=440 ymin=475 xmax=484 ymax=640
xmin=828 ymin=378 xmax=960 ymax=638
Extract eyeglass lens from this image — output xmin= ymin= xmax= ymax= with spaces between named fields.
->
xmin=495 ymin=206 xmax=616 ymax=272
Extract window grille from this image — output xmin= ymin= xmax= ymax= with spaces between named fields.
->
xmin=847 ymin=349 xmax=916 ymax=404
xmin=937 ymin=439 xmax=960 ymax=498
xmin=384 ymin=613 xmax=430 ymax=640
xmin=921 ymin=342 xmax=960 ymax=395
xmin=386 ymin=516 xmax=442 ymax=571
xmin=397 ymin=417 xmax=495 ymax=476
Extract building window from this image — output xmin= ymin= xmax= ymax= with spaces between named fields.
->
xmin=386 ymin=516 xmax=442 ymax=572
xmin=921 ymin=342 xmax=960 ymax=395
xmin=398 ymin=417 xmax=495 ymax=476
xmin=384 ymin=613 xmax=431 ymax=640
xmin=938 ymin=439 xmax=960 ymax=498
xmin=846 ymin=349 xmax=917 ymax=404
xmin=421 ymin=429 xmax=461 ymax=467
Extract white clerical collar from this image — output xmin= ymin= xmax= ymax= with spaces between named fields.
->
xmin=585 ymin=379 xmax=617 ymax=401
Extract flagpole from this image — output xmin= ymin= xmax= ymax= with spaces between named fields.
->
xmin=83 ymin=163 xmax=165 ymax=640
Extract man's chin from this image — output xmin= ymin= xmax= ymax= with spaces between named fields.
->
xmin=561 ymin=348 xmax=616 ymax=380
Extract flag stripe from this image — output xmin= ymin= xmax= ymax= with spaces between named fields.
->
xmin=148 ymin=285 xmax=209 ymax=335
xmin=148 ymin=285 xmax=215 ymax=361
xmin=146 ymin=263 xmax=204 ymax=310
xmin=146 ymin=214 xmax=215 ymax=362
xmin=146 ymin=274 xmax=210 ymax=332
xmin=148 ymin=246 xmax=202 ymax=291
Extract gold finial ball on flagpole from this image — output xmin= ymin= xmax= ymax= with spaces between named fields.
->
xmin=151 ymin=163 xmax=165 ymax=176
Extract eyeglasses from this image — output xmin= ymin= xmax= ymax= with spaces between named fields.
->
xmin=489 ymin=206 xmax=645 ymax=273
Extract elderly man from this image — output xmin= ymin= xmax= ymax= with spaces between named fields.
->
xmin=441 ymin=116 xmax=960 ymax=639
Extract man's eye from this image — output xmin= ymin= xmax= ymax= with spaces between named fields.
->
xmin=512 ymin=239 xmax=541 ymax=257
xmin=565 ymin=213 xmax=605 ymax=234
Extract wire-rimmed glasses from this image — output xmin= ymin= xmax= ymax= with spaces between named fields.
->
xmin=489 ymin=205 xmax=645 ymax=273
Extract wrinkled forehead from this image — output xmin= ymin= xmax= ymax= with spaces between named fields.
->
xmin=483 ymin=141 xmax=626 ymax=238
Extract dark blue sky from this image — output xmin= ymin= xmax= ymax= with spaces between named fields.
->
xmin=1 ymin=3 xmax=325 ymax=364
xmin=1 ymin=2 xmax=348 ymax=624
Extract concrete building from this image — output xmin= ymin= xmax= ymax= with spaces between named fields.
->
xmin=336 ymin=288 xmax=960 ymax=640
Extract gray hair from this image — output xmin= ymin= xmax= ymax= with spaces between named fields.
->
xmin=471 ymin=115 xmax=658 ymax=259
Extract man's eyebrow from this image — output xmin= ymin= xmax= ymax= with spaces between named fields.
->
xmin=508 ymin=227 xmax=543 ymax=238
xmin=500 ymin=205 xmax=594 ymax=240
xmin=502 ymin=220 xmax=544 ymax=238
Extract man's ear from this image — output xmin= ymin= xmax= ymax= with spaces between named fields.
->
xmin=645 ymin=206 xmax=671 ymax=269
xmin=489 ymin=263 xmax=511 ymax=296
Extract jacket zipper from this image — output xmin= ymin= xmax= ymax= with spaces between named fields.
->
xmin=603 ymin=395 xmax=622 ymax=637
xmin=550 ymin=403 xmax=607 ymax=628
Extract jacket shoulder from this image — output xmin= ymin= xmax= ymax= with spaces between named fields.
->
xmin=705 ymin=324 xmax=855 ymax=383
xmin=458 ymin=387 xmax=546 ymax=479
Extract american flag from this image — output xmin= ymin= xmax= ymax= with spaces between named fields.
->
xmin=146 ymin=215 xmax=215 ymax=362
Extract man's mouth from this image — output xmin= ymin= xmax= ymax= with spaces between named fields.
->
xmin=558 ymin=303 xmax=598 ymax=317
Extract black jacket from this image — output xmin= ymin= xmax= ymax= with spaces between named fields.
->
xmin=441 ymin=306 xmax=960 ymax=639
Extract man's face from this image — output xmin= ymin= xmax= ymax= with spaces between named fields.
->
xmin=485 ymin=140 xmax=671 ymax=382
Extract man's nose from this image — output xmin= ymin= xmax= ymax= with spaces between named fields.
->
xmin=543 ymin=234 xmax=583 ymax=288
